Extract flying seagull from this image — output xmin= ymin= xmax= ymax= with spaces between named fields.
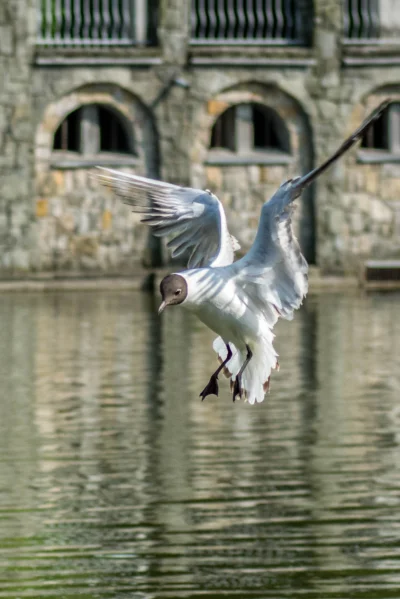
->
xmin=98 ymin=101 xmax=388 ymax=405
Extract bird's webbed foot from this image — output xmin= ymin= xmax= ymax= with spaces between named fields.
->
xmin=199 ymin=374 xmax=219 ymax=401
xmin=232 ymin=376 xmax=243 ymax=402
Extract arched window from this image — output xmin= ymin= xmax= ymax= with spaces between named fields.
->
xmin=209 ymin=103 xmax=291 ymax=164
xmin=360 ymin=102 xmax=400 ymax=161
xmin=53 ymin=104 xmax=135 ymax=164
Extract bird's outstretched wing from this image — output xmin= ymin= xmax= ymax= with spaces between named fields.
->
xmin=97 ymin=168 xmax=240 ymax=268
xmin=234 ymin=100 xmax=390 ymax=320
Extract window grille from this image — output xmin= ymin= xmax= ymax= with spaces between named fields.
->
xmin=191 ymin=0 xmax=312 ymax=45
xmin=38 ymin=0 xmax=158 ymax=46
xmin=343 ymin=0 xmax=380 ymax=39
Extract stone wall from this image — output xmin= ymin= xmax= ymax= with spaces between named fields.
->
xmin=325 ymin=90 xmax=400 ymax=271
xmin=34 ymin=83 xmax=159 ymax=273
xmin=0 ymin=0 xmax=36 ymax=275
xmin=192 ymin=83 xmax=314 ymax=261
xmin=1 ymin=0 xmax=400 ymax=277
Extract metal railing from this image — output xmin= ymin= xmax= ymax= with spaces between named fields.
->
xmin=343 ymin=0 xmax=379 ymax=40
xmin=191 ymin=0 xmax=312 ymax=45
xmin=37 ymin=0 xmax=158 ymax=46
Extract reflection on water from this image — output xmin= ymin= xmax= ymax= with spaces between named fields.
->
xmin=0 ymin=289 xmax=399 ymax=598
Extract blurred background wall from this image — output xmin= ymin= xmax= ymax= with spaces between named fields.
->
xmin=1 ymin=0 xmax=400 ymax=277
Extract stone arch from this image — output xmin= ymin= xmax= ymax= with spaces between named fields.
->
xmin=191 ymin=82 xmax=316 ymax=263
xmin=34 ymin=83 xmax=161 ymax=273
xmin=341 ymin=87 xmax=399 ymax=265
xmin=36 ymin=82 xmax=159 ymax=171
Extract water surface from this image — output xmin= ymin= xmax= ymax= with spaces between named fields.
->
xmin=0 ymin=289 xmax=400 ymax=598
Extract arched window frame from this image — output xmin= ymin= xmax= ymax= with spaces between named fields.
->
xmin=358 ymin=101 xmax=400 ymax=164
xmin=51 ymin=103 xmax=139 ymax=169
xmin=206 ymin=103 xmax=293 ymax=166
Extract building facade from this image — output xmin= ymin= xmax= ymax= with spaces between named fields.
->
xmin=1 ymin=0 xmax=400 ymax=277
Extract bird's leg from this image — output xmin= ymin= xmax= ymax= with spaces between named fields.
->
xmin=232 ymin=345 xmax=253 ymax=402
xmin=200 ymin=344 xmax=232 ymax=401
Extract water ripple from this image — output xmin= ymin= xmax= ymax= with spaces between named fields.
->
xmin=0 ymin=290 xmax=399 ymax=598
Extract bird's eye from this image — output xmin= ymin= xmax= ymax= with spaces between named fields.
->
xmin=174 ymin=289 xmax=182 ymax=296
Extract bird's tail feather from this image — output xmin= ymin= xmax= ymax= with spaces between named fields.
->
xmin=213 ymin=337 xmax=279 ymax=405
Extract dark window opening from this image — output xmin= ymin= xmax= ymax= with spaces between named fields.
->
xmin=39 ymin=0 xmax=158 ymax=46
xmin=98 ymin=106 xmax=131 ymax=153
xmin=210 ymin=103 xmax=289 ymax=154
xmin=53 ymin=104 xmax=133 ymax=155
xmin=253 ymin=105 xmax=281 ymax=150
xmin=191 ymin=0 xmax=312 ymax=44
xmin=53 ymin=108 xmax=81 ymax=152
xmin=361 ymin=109 xmax=388 ymax=150
xmin=210 ymin=106 xmax=236 ymax=151
xmin=364 ymin=261 xmax=400 ymax=285
xmin=360 ymin=103 xmax=400 ymax=153
xmin=147 ymin=0 xmax=159 ymax=45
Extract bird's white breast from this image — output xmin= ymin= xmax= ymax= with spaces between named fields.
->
xmin=181 ymin=268 xmax=261 ymax=346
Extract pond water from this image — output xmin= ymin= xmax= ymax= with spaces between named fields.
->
xmin=0 ymin=289 xmax=400 ymax=599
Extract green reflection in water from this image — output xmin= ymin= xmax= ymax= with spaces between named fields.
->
xmin=0 ymin=290 xmax=399 ymax=598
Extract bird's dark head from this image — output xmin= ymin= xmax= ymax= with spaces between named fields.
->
xmin=158 ymin=274 xmax=188 ymax=314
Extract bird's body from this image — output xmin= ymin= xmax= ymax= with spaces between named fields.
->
xmin=182 ymin=266 xmax=279 ymax=403
xmin=183 ymin=266 xmax=262 ymax=349
xmin=97 ymin=100 xmax=388 ymax=405
xmin=177 ymin=187 xmax=306 ymax=404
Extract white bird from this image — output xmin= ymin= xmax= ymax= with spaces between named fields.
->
xmin=97 ymin=101 xmax=388 ymax=405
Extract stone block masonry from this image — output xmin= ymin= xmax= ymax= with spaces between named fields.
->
xmin=0 ymin=0 xmax=400 ymax=277
xmin=0 ymin=0 xmax=36 ymax=275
